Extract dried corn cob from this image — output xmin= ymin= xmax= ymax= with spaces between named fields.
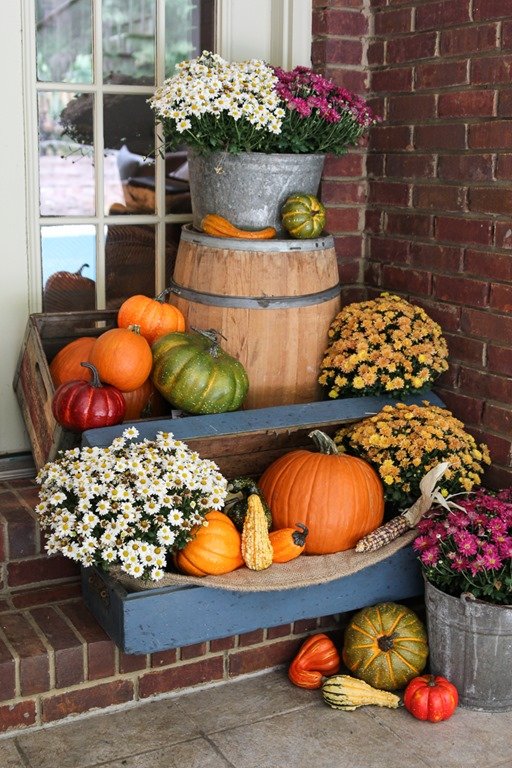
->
xmin=355 ymin=514 xmax=411 ymax=552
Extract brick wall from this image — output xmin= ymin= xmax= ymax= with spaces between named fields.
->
xmin=313 ymin=0 xmax=512 ymax=488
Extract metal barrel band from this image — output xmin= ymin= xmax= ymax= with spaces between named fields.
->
xmin=168 ymin=279 xmax=341 ymax=309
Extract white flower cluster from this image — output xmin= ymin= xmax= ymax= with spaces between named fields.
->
xmin=36 ymin=427 xmax=228 ymax=582
xmin=149 ymin=51 xmax=285 ymax=134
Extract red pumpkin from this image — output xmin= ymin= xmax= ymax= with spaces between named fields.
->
xmin=258 ymin=430 xmax=384 ymax=555
xmin=88 ymin=325 xmax=153 ymax=392
xmin=52 ymin=362 xmax=126 ymax=432
xmin=117 ymin=291 xmax=186 ymax=346
xmin=404 ymin=675 xmax=458 ymax=723
xmin=49 ymin=336 xmax=96 ymax=387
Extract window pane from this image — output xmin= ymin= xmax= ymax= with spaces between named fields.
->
xmin=105 ymin=224 xmax=157 ymax=308
xmin=103 ymin=0 xmax=156 ymax=85
xmin=36 ymin=0 xmax=93 ymax=83
xmin=41 ymin=225 xmax=96 ymax=312
xmin=165 ymin=0 xmax=201 ymax=77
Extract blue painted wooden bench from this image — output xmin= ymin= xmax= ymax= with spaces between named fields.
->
xmin=80 ymin=393 xmax=443 ymax=654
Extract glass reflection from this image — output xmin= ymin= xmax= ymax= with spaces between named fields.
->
xmin=36 ymin=0 xmax=93 ymax=84
xmin=103 ymin=0 xmax=156 ymax=85
xmin=41 ymin=225 xmax=96 ymax=312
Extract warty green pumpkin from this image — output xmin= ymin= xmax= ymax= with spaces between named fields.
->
xmin=151 ymin=328 xmax=249 ymax=414
xmin=281 ymin=194 xmax=326 ymax=239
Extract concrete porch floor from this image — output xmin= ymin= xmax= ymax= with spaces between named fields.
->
xmin=1 ymin=668 xmax=511 ymax=768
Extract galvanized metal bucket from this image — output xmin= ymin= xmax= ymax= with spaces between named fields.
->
xmin=187 ymin=150 xmax=325 ymax=235
xmin=424 ymin=579 xmax=512 ymax=711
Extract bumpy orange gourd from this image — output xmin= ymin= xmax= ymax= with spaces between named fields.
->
xmin=403 ymin=675 xmax=458 ymax=722
xmin=117 ymin=291 xmax=185 ymax=346
xmin=174 ymin=511 xmax=244 ymax=576
xmin=88 ymin=325 xmax=153 ymax=392
xmin=258 ymin=430 xmax=384 ymax=555
xmin=288 ymin=633 xmax=340 ymax=689
xmin=49 ymin=336 xmax=96 ymax=387
xmin=269 ymin=523 xmax=308 ymax=563
xmin=201 ymin=214 xmax=277 ymax=240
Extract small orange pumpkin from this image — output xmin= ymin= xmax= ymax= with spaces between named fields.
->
xmin=269 ymin=523 xmax=308 ymax=563
xmin=117 ymin=291 xmax=186 ymax=346
xmin=258 ymin=430 xmax=384 ymax=555
xmin=88 ymin=325 xmax=153 ymax=392
xmin=174 ymin=511 xmax=244 ymax=576
xmin=120 ymin=377 xmax=169 ymax=420
xmin=49 ymin=337 xmax=96 ymax=387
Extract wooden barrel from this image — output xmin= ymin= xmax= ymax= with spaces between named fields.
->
xmin=169 ymin=226 xmax=341 ymax=409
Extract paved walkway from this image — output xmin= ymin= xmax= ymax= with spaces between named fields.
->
xmin=1 ymin=669 xmax=511 ymax=768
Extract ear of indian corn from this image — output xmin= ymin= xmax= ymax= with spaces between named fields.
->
xmin=241 ymin=493 xmax=274 ymax=570
xmin=355 ymin=513 xmax=412 ymax=552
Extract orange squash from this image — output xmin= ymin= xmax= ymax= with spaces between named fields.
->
xmin=201 ymin=214 xmax=277 ymax=240
xmin=258 ymin=430 xmax=384 ymax=555
xmin=174 ymin=511 xmax=244 ymax=576
xmin=269 ymin=523 xmax=308 ymax=563
xmin=117 ymin=291 xmax=186 ymax=346
xmin=49 ymin=336 xmax=96 ymax=387
xmin=88 ymin=325 xmax=152 ymax=392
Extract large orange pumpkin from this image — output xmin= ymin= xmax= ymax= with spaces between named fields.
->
xmin=258 ymin=430 xmax=384 ymax=555
xmin=88 ymin=326 xmax=152 ymax=392
xmin=117 ymin=291 xmax=186 ymax=346
xmin=49 ymin=336 xmax=96 ymax=387
xmin=174 ymin=511 xmax=244 ymax=576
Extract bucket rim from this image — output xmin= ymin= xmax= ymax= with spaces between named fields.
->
xmin=180 ymin=224 xmax=335 ymax=252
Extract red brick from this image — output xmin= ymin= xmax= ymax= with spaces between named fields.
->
xmin=487 ymin=343 xmax=512 ymax=374
xmin=413 ymin=183 xmax=466 ymax=211
xmin=461 ymin=307 xmax=512 ymax=344
xmin=415 ymin=60 xmax=468 ymax=90
xmin=368 ymin=39 xmax=385 ymax=66
xmin=208 ymin=636 xmax=236 ymax=652
xmin=327 ymin=68 xmax=368 ymax=94
xmin=416 ymin=298 xmax=462 ymax=331
xmin=118 ymin=651 xmax=147 ymax=673
xmin=374 ymin=7 xmax=412 ymax=35
xmin=139 ymin=656 xmax=224 ymax=698
xmin=440 ymin=23 xmax=498 ymax=55
xmin=473 ymin=0 xmax=512 ymax=20
xmin=42 ymin=680 xmax=135 ymax=723
xmin=7 ymin=555 xmax=78 ymax=588
xmin=435 ymin=216 xmax=492 ymax=245
xmin=436 ymin=389 xmax=484 ymax=424
xmin=59 ymin=601 xmax=116 ymax=680
xmin=438 ymin=154 xmax=494 ymax=182
xmin=371 ymin=68 xmax=413 ymax=94
xmin=386 ymin=32 xmax=436 ymax=63
xmin=0 ymin=501 xmax=38 ymax=559
xmin=238 ymin=629 xmax=265 ymax=647
xmin=495 ymin=224 xmax=512 ymax=250
xmin=465 ymin=249 xmax=512 ymax=279
xmin=415 ymin=124 xmax=466 ymax=150
xmin=0 ymin=612 xmax=49 ymax=695
xmin=477 ymin=432 xmax=512 ymax=466
xmin=504 ymin=19 xmax=512 ymax=48
xmin=497 ymin=89 xmax=512 ymax=117
xmin=228 ymin=638 xmax=300 ymax=677
xmin=0 ymin=636 xmax=15 ymax=700
xmin=472 ymin=56 xmax=512 ymax=85
xmin=368 ymin=180 xmax=409 ymax=206
xmin=444 ymin=333 xmax=486 ymax=365
xmin=433 ymin=274 xmax=489 ymax=307
xmin=470 ymin=121 xmax=512 ymax=149
xmin=30 ymin=605 xmax=84 ymax=688
xmin=386 ymin=153 xmax=436 ymax=179
xmin=483 ymin=464 xmax=512 ymax=491
xmin=324 ymin=153 xmax=365 ymax=177
xmin=364 ymin=259 xmax=382 ymax=287
xmin=312 ymin=38 xmax=364 ymax=67
xmin=388 ymin=94 xmax=436 ymax=122
xmin=409 ymin=242 xmax=462 ymax=271
xmin=436 ymin=364 xmax=460 ymax=390
xmin=483 ymin=402 xmax=512 ymax=434
xmin=490 ymin=282 xmax=512 ymax=311
xmin=370 ymin=125 xmax=412 ymax=152
xmin=179 ymin=641 xmax=209 ymax=660
xmin=339 ymin=258 xmax=362 ymax=284
xmin=386 ymin=211 xmax=432 ymax=237
xmin=11 ymin=582 xmax=81 ymax=609
xmin=415 ymin=0 xmax=472 ymax=30
xmin=366 ymin=153 xmax=385 ymax=178
xmin=438 ymin=90 xmax=494 ymax=118
xmin=496 ymin=154 xmax=512 ymax=179
xmin=322 ymin=180 xmax=366 ymax=205
xmin=381 ymin=265 xmax=432 ymax=294
xmin=332 ymin=234 xmax=364 ymax=259
xmin=325 ymin=206 xmax=361 ymax=233
xmin=151 ymin=648 xmax=178 ymax=666
xmin=266 ymin=624 xmax=292 ymax=640
xmin=369 ymin=236 xmax=410 ymax=263
xmin=0 ymin=701 xmax=36 ymax=732
xmin=313 ymin=8 xmax=369 ymax=36
xmin=365 ymin=208 xmax=384 ymax=234
xmin=293 ymin=618 xmax=319 ymax=634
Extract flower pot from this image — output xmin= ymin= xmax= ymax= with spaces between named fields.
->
xmin=187 ymin=150 xmax=325 ymax=236
xmin=424 ymin=579 xmax=512 ymax=711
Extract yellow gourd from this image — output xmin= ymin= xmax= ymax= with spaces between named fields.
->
xmin=241 ymin=493 xmax=274 ymax=570
xmin=321 ymin=675 xmax=401 ymax=711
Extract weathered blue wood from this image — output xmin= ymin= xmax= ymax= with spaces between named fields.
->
xmin=81 ymin=546 xmax=424 ymax=655
xmin=83 ymin=392 xmax=445 ymax=447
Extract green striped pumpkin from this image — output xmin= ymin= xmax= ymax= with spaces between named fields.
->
xmin=281 ymin=194 xmax=326 ymax=239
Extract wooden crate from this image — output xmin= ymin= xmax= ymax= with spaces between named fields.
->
xmin=13 ymin=311 xmax=118 ymax=470
xmin=81 ymin=393 xmax=444 ymax=654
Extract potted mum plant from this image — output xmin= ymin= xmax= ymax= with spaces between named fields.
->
xmin=35 ymin=426 xmax=228 ymax=583
xmin=149 ymin=50 xmax=377 ymax=233
xmin=413 ymin=488 xmax=512 ymax=712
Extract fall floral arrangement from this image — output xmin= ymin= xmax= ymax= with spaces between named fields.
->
xmin=35 ymin=427 xmax=228 ymax=582
xmin=149 ymin=50 xmax=376 ymax=156
xmin=414 ymin=487 xmax=512 ymax=604
xmin=319 ymin=294 xmax=449 ymax=399
xmin=335 ymin=402 xmax=491 ymax=510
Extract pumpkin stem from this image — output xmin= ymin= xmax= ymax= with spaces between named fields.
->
xmin=308 ymin=430 xmax=339 ymax=455
xmin=191 ymin=327 xmax=228 ymax=357
xmin=155 ymin=288 xmax=171 ymax=303
xmin=76 ymin=263 xmax=89 ymax=275
xmin=80 ymin=362 xmax=102 ymax=388
xmin=292 ymin=522 xmax=309 ymax=547
xmin=228 ymin=476 xmax=260 ymax=495
xmin=377 ymin=632 xmax=398 ymax=652
xmin=127 ymin=324 xmax=142 ymax=335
